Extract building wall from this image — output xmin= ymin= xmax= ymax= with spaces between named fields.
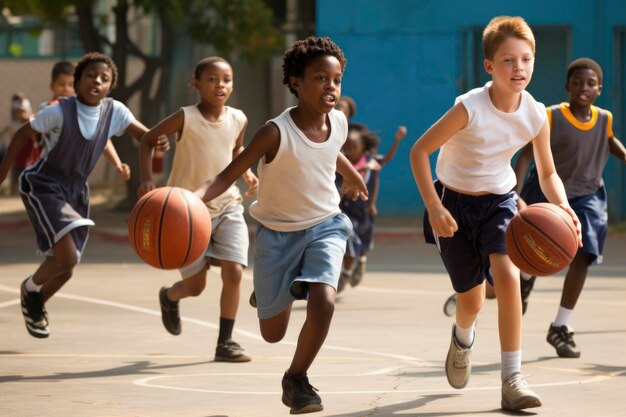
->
xmin=318 ymin=0 xmax=626 ymax=220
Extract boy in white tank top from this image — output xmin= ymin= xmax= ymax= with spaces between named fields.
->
xmin=138 ymin=57 xmax=258 ymax=363
xmin=410 ymin=16 xmax=581 ymax=411
xmin=196 ymin=37 xmax=367 ymax=414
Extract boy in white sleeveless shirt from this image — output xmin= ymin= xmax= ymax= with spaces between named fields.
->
xmin=410 ymin=16 xmax=581 ymax=411
xmin=196 ymin=37 xmax=367 ymax=414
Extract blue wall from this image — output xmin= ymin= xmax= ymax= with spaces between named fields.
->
xmin=318 ymin=0 xmax=626 ymax=220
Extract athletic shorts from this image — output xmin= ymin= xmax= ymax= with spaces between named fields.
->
xmin=521 ymin=168 xmax=607 ymax=264
xmin=179 ymin=203 xmax=249 ymax=278
xmin=424 ymin=180 xmax=517 ymax=293
xmin=253 ymin=213 xmax=352 ymax=319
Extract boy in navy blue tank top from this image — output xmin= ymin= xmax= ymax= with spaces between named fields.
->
xmin=0 ymin=52 xmax=169 ymax=339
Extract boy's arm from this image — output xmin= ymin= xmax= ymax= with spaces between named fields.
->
xmin=609 ymin=135 xmax=626 ymax=164
xmin=0 ymin=123 xmax=38 ymax=184
xmin=135 ymin=111 xmax=182 ymax=197
xmin=531 ymin=120 xmax=582 ymax=245
xmin=379 ymin=125 xmax=407 ymax=166
xmin=512 ymin=143 xmax=534 ymax=210
xmin=368 ymin=171 xmax=380 ymax=216
xmin=102 ymin=139 xmax=131 ymax=180
xmin=197 ymin=122 xmax=279 ymax=202
xmin=410 ymin=103 xmax=467 ymax=237
xmin=232 ymin=120 xmax=259 ymax=197
xmin=336 ymin=152 xmax=368 ymax=201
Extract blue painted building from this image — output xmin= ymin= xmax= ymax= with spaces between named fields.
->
xmin=317 ymin=0 xmax=626 ymax=221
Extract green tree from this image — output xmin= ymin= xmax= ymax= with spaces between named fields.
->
xmin=0 ymin=0 xmax=283 ymax=204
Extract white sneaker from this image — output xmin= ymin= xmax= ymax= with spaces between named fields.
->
xmin=445 ymin=324 xmax=473 ymax=389
xmin=501 ymin=372 xmax=542 ymax=410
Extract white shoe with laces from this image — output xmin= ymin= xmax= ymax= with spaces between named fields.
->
xmin=501 ymin=371 xmax=542 ymax=410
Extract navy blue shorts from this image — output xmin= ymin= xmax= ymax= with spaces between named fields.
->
xmin=424 ymin=181 xmax=517 ymax=293
xmin=520 ymin=168 xmax=607 ymax=264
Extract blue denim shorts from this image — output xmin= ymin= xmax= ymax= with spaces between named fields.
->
xmin=424 ymin=180 xmax=517 ymax=293
xmin=253 ymin=213 xmax=352 ymax=319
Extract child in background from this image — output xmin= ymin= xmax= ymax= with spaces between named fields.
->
xmin=336 ymin=123 xmax=382 ymax=292
xmin=410 ymin=16 xmax=581 ymax=410
xmin=6 ymin=94 xmax=33 ymax=195
xmin=30 ymin=61 xmax=130 ymax=179
xmin=0 ymin=52 xmax=169 ymax=339
xmin=335 ymin=95 xmax=407 ymax=164
xmin=514 ymin=58 xmax=626 ymax=357
xmin=195 ymin=36 xmax=367 ymax=414
xmin=138 ymin=56 xmax=258 ymax=362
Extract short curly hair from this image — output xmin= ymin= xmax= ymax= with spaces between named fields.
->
xmin=567 ymin=57 xmax=603 ymax=84
xmin=74 ymin=52 xmax=119 ymax=92
xmin=282 ymin=36 xmax=347 ymax=97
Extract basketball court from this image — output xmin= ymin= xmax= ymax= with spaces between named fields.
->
xmin=1 ymin=200 xmax=625 ymax=417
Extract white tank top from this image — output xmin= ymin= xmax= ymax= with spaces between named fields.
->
xmin=436 ymin=82 xmax=546 ymax=194
xmin=167 ymin=105 xmax=246 ymax=217
xmin=249 ymin=107 xmax=347 ymax=232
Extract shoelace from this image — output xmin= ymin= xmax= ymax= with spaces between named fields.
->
xmin=556 ymin=327 xmax=577 ymax=346
xmin=507 ymin=373 xmax=529 ymax=392
xmin=454 ymin=348 xmax=470 ymax=367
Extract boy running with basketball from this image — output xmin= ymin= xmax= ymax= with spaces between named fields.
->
xmin=138 ymin=56 xmax=258 ymax=362
xmin=514 ymin=58 xmax=626 ymax=357
xmin=196 ymin=36 xmax=367 ymax=414
xmin=410 ymin=16 xmax=581 ymax=411
xmin=0 ymin=52 xmax=168 ymax=339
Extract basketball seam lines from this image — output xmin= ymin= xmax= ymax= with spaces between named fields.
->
xmin=158 ymin=188 xmax=174 ymax=269
xmin=519 ymin=210 xmax=575 ymax=259
xmin=531 ymin=205 xmax=578 ymax=257
xmin=180 ymin=190 xmax=193 ymax=268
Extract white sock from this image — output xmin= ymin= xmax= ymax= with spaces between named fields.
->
xmin=454 ymin=322 xmax=475 ymax=348
xmin=501 ymin=350 xmax=522 ymax=382
xmin=552 ymin=306 xmax=573 ymax=327
xmin=25 ymin=276 xmax=42 ymax=292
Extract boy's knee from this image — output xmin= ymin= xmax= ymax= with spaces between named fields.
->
xmin=55 ymin=252 xmax=78 ymax=272
xmin=260 ymin=326 xmax=287 ymax=343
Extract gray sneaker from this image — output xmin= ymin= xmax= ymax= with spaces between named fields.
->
xmin=501 ymin=371 xmax=542 ymax=410
xmin=445 ymin=324 xmax=473 ymax=389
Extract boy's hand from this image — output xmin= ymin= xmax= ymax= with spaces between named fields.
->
xmin=558 ymin=204 xmax=583 ymax=248
xmin=116 ymin=163 xmax=131 ymax=181
xmin=516 ymin=195 xmax=528 ymax=212
xmin=341 ymin=175 xmax=368 ymax=201
xmin=154 ymin=134 xmax=170 ymax=152
xmin=138 ymin=181 xmax=157 ymax=198
xmin=395 ymin=125 xmax=407 ymax=142
xmin=242 ymin=169 xmax=259 ymax=197
xmin=428 ymin=204 xmax=458 ymax=237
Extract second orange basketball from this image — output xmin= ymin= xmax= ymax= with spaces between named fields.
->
xmin=128 ymin=186 xmax=212 ymax=269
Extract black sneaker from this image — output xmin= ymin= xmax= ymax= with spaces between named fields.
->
xmin=159 ymin=287 xmax=181 ymax=335
xmin=249 ymin=291 xmax=257 ymax=308
xmin=215 ymin=339 xmax=251 ymax=363
xmin=520 ymin=275 xmax=536 ymax=315
xmin=281 ymin=372 xmax=323 ymax=414
xmin=547 ymin=325 xmax=581 ymax=358
xmin=20 ymin=279 xmax=49 ymax=338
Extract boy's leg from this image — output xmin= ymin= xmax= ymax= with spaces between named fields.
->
xmin=350 ymin=255 xmax=367 ymax=287
xmin=446 ymin=284 xmax=482 ymax=389
xmin=281 ymin=283 xmax=334 ymax=414
xmin=21 ymin=234 xmax=78 ymax=338
xmin=337 ymin=256 xmax=354 ymax=294
xmin=546 ymin=252 xmax=589 ymax=358
xmin=215 ymin=260 xmax=250 ymax=362
xmin=490 ymin=254 xmax=541 ymax=410
xmin=159 ymin=266 xmax=208 ymax=336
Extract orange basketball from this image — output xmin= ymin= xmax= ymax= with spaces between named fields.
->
xmin=128 ymin=186 xmax=212 ymax=269
xmin=505 ymin=203 xmax=578 ymax=276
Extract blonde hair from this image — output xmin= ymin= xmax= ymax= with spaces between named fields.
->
xmin=482 ymin=16 xmax=535 ymax=60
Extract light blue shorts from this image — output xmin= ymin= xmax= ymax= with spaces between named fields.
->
xmin=179 ymin=203 xmax=249 ymax=279
xmin=253 ymin=213 xmax=352 ymax=319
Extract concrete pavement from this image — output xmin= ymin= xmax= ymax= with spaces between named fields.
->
xmin=1 ymin=192 xmax=625 ymax=417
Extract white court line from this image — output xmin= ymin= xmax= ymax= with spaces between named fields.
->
xmin=0 ymin=284 xmax=427 ymax=364
xmin=133 ymin=368 xmax=625 ymax=395
xmin=0 ymin=298 xmax=19 ymax=309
